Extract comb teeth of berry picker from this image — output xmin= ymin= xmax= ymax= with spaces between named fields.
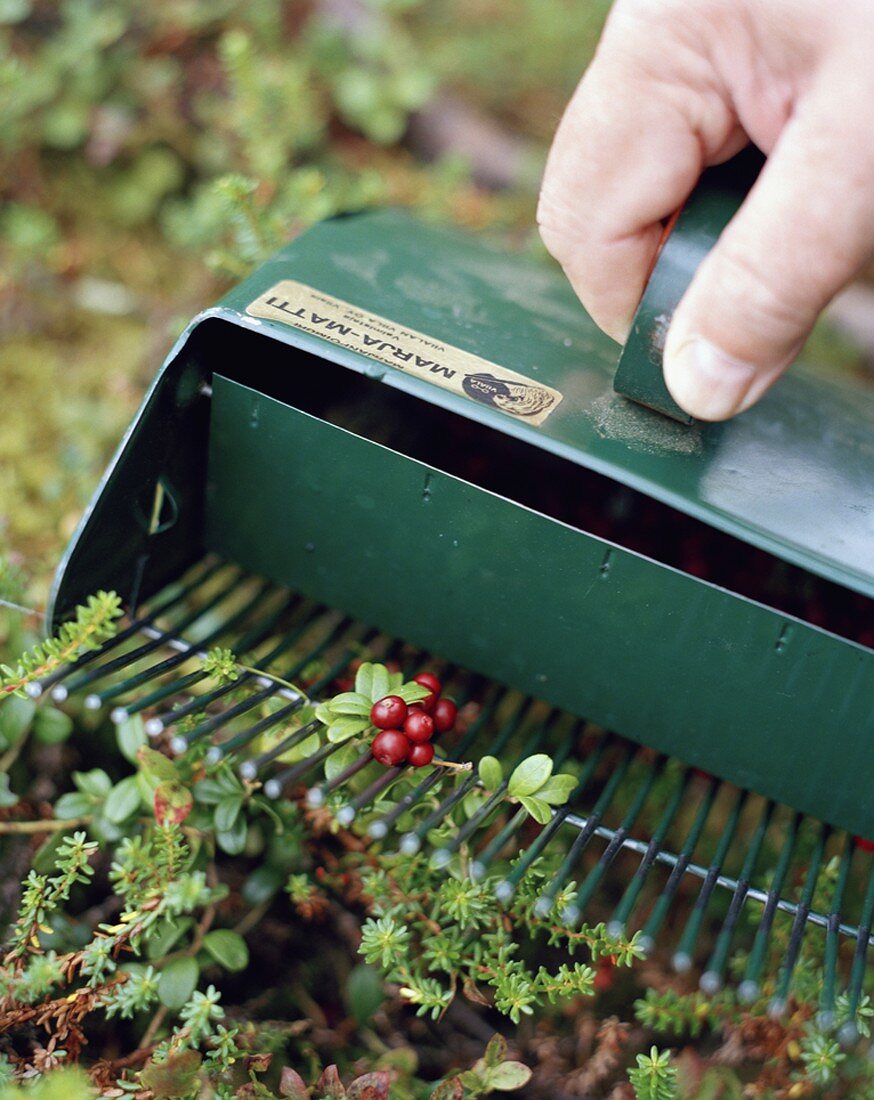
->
xmin=32 ymin=559 xmax=874 ymax=1034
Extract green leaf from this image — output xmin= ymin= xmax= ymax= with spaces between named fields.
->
xmin=213 ymin=794 xmax=243 ymax=833
xmin=387 ymin=670 xmax=404 ymax=692
xmin=355 ymin=662 xmax=375 ymax=698
xmin=137 ymin=746 xmax=179 ymax=783
xmin=104 ymin=776 xmax=142 ymax=824
xmin=33 ymin=706 xmax=73 ymax=744
xmin=146 ymin=917 xmax=194 ymax=961
xmin=325 ymin=741 xmax=361 ymax=781
xmin=117 ymin=713 xmax=147 ymax=763
xmin=0 ymin=695 xmax=36 ymax=745
xmin=488 ymin=1062 xmax=532 ymax=1091
xmin=370 ymin=664 xmax=390 ymax=703
xmin=346 ymin=963 xmax=385 ymax=1025
xmin=315 ymin=701 xmax=335 ymax=725
xmin=478 ymin=756 xmax=503 ymax=790
xmin=395 ymin=682 xmax=431 ymax=704
xmin=158 ymin=956 xmax=199 ymax=1009
xmin=193 ymin=777 xmax=236 ymax=804
xmin=507 ymin=754 xmax=553 ymax=797
xmin=54 ymin=791 xmax=93 ymax=819
xmin=202 ymin=929 xmax=249 ymax=972
xmin=484 ymin=1034 xmax=508 ymax=1068
xmin=327 ymin=715 xmax=371 ymax=743
xmin=216 ymin=815 xmax=247 ymax=855
xmin=0 ymin=772 xmax=18 ymax=808
xmin=518 ymin=795 xmax=552 ymax=825
xmin=329 ymin=692 xmax=372 ymax=717
xmin=536 ymin=774 xmax=577 ymax=806
xmin=73 ymin=768 xmax=112 ymax=799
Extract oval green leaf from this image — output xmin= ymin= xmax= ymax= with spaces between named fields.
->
xmin=507 ymin=754 xmax=553 ymax=797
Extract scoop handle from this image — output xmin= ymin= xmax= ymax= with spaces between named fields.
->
xmin=613 ymin=147 xmax=765 ymax=423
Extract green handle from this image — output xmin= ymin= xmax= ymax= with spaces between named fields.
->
xmin=613 ymin=147 xmax=765 ymax=423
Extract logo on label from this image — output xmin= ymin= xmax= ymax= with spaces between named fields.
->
xmin=461 ymin=372 xmax=557 ymax=418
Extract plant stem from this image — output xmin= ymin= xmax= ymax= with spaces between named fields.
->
xmin=0 ymin=816 xmax=90 ymax=834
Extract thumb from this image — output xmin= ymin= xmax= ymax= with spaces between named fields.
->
xmin=663 ymin=94 xmax=874 ymax=421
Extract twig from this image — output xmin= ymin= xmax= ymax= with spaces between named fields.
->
xmin=0 ymin=816 xmax=90 ymax=834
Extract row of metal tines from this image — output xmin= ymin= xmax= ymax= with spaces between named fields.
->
xmin=30 ymin=557 xmax=874 ymax=1043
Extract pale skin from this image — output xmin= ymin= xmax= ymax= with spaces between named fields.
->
xmin=538 ymin=0 xmax=874 ymax=420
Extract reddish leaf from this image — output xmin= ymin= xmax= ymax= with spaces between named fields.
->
xmin=140 ymin=1050 xmax=202 ymax=1098
xmin=280 ymin=1066 xmax=310 ymax=1100
xmin=430 ymin=1079 xmax=464 ymax=1100
xmin=347 ymin=1071 xmax=390 ymax=1100
xmin=153 ymin=779 xmax=193 ymax=825
xmin=245 ymin=1052 xmax=273 ymax=1074
xmin=316 ymin=1065 xmax=346 ymax=1099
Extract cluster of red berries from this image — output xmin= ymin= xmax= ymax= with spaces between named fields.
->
xmin=370 ymin=672 xmax=458 ymax=768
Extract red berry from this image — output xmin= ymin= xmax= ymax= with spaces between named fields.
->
xmin=414 ymin=672 xmax=442 ymax=696
xmin=432 ymin=697 xmax=457 ymax=734
xmin=371 ymin=730 xmax=410 ymax=766
xmin=408 ymin=742 xmax=435 ymax=768
xmin=856 ymin=836 xmax=874 ymax=853
xmin=404 ymin=710 xmax=434 ymax=743
xmin=370 ymin=695 xmax=407 ymax=730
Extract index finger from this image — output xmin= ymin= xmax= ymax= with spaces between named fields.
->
xmin=536 ymin=1 xmax=743 ymax=340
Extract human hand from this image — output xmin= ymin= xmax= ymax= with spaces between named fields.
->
xmin=538 ymin=0 xmax=874 ymax=420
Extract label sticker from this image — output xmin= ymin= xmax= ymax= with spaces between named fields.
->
xmin=246 ymin=279 xmax=563 ymax=425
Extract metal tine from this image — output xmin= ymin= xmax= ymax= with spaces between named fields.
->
xmin=364 ymin=681 xmax=490 ymax=840
xmin=671 ymin=788 xmax=748 ymax=974
xmin=607 ymin=767 xmax=691 ymax=938
xmin=88 ymin=579 xmax=277 ymax=709
xmin=738 ymin=811 xmax=803 ymax=1004
xmin=839 ymin=850 xmax=874 ymax=1045
xmin=146 ymin=599 xmax=323 ymax=736
xmin=637 ymin=775 xmax=720 ymax=954
xmin=62 ymin=567 xmax=244 ymax=699
xmin=115 ymin=592 xmax=298 ymax=722
xmin=769 ymin=821 xmax=831 ymax=1017
xmin=493 ymin=731 xmax=610 ymax=903
xmin=470 ymin=807 xmax=528 ymax=884
xmin=464 ymin=725 xmax=577 ymax=882
xmin=430 ymin=710 xmax=565 ymax=870
xmin=264 ymin=738 xmax=349 ymax=799
xmin=240 ymin=719 xmax=320 ymax=780
xmin=562 ymin=754 xmax=669 ymax=927
xmin=532 ymin=741 xmax=635 ymax=920
xmin=43 ymin=557 xmax=224 ymax=700
xmin=303 ymin=648 xmax=438 ymax=810
xmin=818 ymin=834 xmax=854 ymax=1030
xmin=170 ymin=613 xmax=357 ymax=751
xmin=699 ymin=799 xmax=776 ymax=993
xmin=203 ymin=625 xmax=380 ymax=762
xmin=397 ymin=695 xmax=532 ymax=857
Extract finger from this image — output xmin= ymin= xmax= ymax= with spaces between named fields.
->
xmin=664 ymin=75 xmax=874 ymax=420
xmin=537 ymin=0 xmax=743 ymax=341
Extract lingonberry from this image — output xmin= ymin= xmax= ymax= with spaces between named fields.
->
xmin=371 ymin=729 xmax=410 ymax=766
xmin=413 ymin=671 xmax=442 ymax=696
xmin=404 ymin=709 xmax=434 ymax=743
xmin=370 ymin=695 xmax=407 ymax=730
xmin=408 ymin=741 xmax=435 ymax=768
xmin=432 ymin=697 xmax=457 ymax=733
xmin=855 ymin=836 xmax=874 ymax=854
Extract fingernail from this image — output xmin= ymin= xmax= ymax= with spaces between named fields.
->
xmin=664 ymin=337 xmax=759 ymax=421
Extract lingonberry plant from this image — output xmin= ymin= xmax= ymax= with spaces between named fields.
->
xmin=2 ymin=602 xmax=874 ymax=1098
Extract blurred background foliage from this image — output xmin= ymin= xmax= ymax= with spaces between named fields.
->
xmin=0 ymin=0 xmax=610 ymax=601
